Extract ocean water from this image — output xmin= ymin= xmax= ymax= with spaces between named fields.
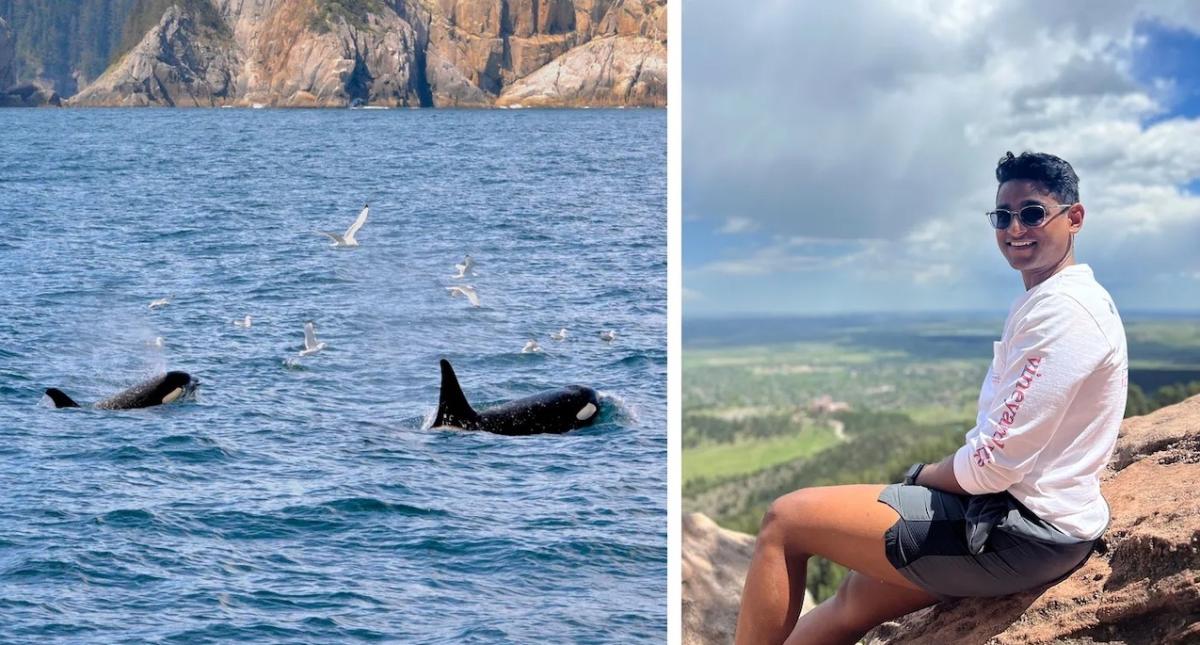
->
xmin=0 ymin=108 xmax=666 ymax=643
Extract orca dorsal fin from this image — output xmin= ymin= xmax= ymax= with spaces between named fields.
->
xmin=45 ymin=388 xmax=81 ymax=408
xmin=434 ymin=359 xmax=479 ymax=428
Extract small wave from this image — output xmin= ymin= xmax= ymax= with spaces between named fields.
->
xmin=153 ymin=434 xmax=234 ymax=463
xmin=196 ymin=509 xmax=336 ymax=539
xmin=94 ymin=508 xmax=157 ymax=527
xmin=162 ymin=623 xmax=310 ymax=643
xmin=161 ymin=445 xmax=235 ymax=463
xmin=3 ymin=557 xmax=80 ymax=580
xmin=319 ymin=497 xmax=444 ymax=517
xmin=606 ymin=353 xmax=666 ymax=370
xmin=596 ymin=391 xmax=638 ymax=425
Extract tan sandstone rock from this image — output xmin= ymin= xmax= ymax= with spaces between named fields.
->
xmin=863 ymin=394 xmax=1200 ymax=645
xmin=683 ymin=512 xmax=814 ymax=645
xmin=66 ymin=0 xmax=666 ymax=107
xmin=495 ymin=34 xmax=665 ymax=107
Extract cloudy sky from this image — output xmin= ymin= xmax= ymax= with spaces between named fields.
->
xmin=683 ymin=0 xmax=1200 ymax=316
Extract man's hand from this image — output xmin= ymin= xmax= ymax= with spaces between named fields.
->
xmin=915 ymin=454 xmax=970 ymax=495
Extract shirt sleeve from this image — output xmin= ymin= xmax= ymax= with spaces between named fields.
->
xmin=953 ymin=295 xmax=1110 ymax=494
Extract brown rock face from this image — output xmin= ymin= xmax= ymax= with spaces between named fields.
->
xmin=67 ymin=0 xmax=666 ymax=107
xmin=864 ymin=394 xmax=1200 ymax=645
xmin=683 ymin=513 xmax=814 ymax=645
xmin=237 ymin=2 xmax=421 ymax=107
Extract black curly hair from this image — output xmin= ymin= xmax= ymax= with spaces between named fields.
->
xmin=995 ymin=151 xmax=1079 ymax=204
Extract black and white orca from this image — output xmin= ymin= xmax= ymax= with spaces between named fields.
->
xmin=432 ymin=359 xmax=600 ymax=435
xmin=45 ymin=371 xmax=195 ymax=410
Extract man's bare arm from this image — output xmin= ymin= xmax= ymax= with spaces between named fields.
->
xmin=914 ymin=453 xmax=970 ymax=495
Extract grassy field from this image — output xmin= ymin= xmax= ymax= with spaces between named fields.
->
xmin=682 ymin=425 xmax=840 ymax=487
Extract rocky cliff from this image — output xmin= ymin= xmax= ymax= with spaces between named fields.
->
xmin=0 ymin=15 xmax=61 ymax=106
xmin=70 ymin=5 xmax=237 ymax=106
xmin=684 ymin=394 xmax=1200 ymax=645
xmin=0 ymin=16 xmax=13 ymax=89
xmin=683 ymin=512 xmax=814 ymax=645
xmin=66 ymin=0 xmax=666 ymax=107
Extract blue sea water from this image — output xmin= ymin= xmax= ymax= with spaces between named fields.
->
xmin=0 ymin=108 xmax=666 ymax=643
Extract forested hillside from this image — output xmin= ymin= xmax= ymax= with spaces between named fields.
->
xmin=0 ymin=0 xmax=230 ymax=94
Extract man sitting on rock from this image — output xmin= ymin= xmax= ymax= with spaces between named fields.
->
xmin=734 ymin=151 xmax=1128 ymax=645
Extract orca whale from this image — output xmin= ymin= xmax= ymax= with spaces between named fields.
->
xmin=432 ymin=359 xmax=600 ymax=435
xmin=45 ymin=371 xmax=195 ymax=410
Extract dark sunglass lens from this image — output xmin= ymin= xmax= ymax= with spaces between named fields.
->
xmin=1019 ymin=205 xmax=1047 ymax=227
xmin=989 ymin=210 xmax=1012 ymax=229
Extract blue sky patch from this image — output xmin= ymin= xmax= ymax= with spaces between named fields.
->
xmin=1132 ymin=20 xmax=1200 ymax=123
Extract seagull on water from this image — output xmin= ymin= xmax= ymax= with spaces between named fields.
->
xmin=149 ymin=296 xmax=172 ymax=310
xmin=454 ymin=255 xmax=476 ymax=278
xmin=447 ymin=285 xmax=480 ymax=307
xmin=522 ymin=339 xmax=542 ymax=353
xmin=300 ymin=321 xmax=327 ymax=356
xmin=233 ymin=315 xmax=252 ymax=328
xmin=551 ymin=328 xmax=567 ymax=341
xmin=600 ymin=330 xmax=617 ymax=342
xmin=317 ymin=203 xmax=369 ymax=247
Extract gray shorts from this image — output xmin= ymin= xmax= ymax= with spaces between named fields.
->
xmin=878 ymin=484 xmax=1098 ymax=600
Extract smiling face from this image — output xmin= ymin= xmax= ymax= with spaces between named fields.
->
xmin=995 ymin=179 xmax=1084 ymax=289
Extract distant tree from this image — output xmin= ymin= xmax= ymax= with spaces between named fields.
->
xmin=1125 ymin=383 xmax=1150 ymax=418
xmin=1153 ymin=381 xmax=1200 ymax=409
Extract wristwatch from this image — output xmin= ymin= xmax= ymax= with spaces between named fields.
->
xmin=903 ymin=462 xmax=925 ymax=486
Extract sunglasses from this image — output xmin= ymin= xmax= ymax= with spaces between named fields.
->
xmin=985 ymin=203 xmax=1074 ymax=230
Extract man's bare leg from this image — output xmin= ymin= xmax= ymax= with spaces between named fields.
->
xmin=785 ymin=571 xmax=936 ymax=645
xmin=734 ymin=484 xmax=935 ymax=645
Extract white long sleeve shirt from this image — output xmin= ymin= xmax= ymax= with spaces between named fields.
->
xmin=953 ymin=264 xmax=1128 ymax=540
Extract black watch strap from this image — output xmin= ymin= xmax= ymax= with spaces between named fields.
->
xmin=903 ymin=462 xmax=925 ymax=486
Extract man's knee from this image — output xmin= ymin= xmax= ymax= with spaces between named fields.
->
xmin=757 ymin=488 xmax=822 ymax=547
xmin=824 ymin=574 xmax=871 ymax=633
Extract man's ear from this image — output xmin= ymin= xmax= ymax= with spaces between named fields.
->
xmin=1068 ymin=203 xmax=1085 ymax=233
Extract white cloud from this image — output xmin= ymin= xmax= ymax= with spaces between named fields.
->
xmin=691 ymin=237 xmax=870 ymax=277
xmin=684 ymin=0 xmax=1200 ymax=311
xmin=718 ymin=216 xmax=758 ymax=234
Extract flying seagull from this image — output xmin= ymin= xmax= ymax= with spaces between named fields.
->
xmin=454 ymin=255 xmax=476 ymax=278
xmin=318 ymin=203 xmax=369 ymax=247
xmin=447 ymin=285 xmax=480 ymax=307
xmin=300 ymin=321 xmax=327 ymax=356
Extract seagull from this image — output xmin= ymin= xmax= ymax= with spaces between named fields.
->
xmin=600 ymin=330 xmax=617 ymax=342
xmin=317 ymin=203 xmax=369 ymax=247
xmin=233 ymin=315 xmax=252 ymax=328
xmin=551 ymin=328 xmax=567 ymax=341
xmin=454 ymin=255 xmax=476 ymax=278
xmin=146 ymin=336 xmax=165 ymax=349
xmin=447 ymin=285 xmax=480 ymax=307
xmin=299 ymin=321 xmax=327 ymax=356
xmin=522 ymin=339 xmax=542 ymax=353
xmin=148 ymin=296 xmax=172 ymax=310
